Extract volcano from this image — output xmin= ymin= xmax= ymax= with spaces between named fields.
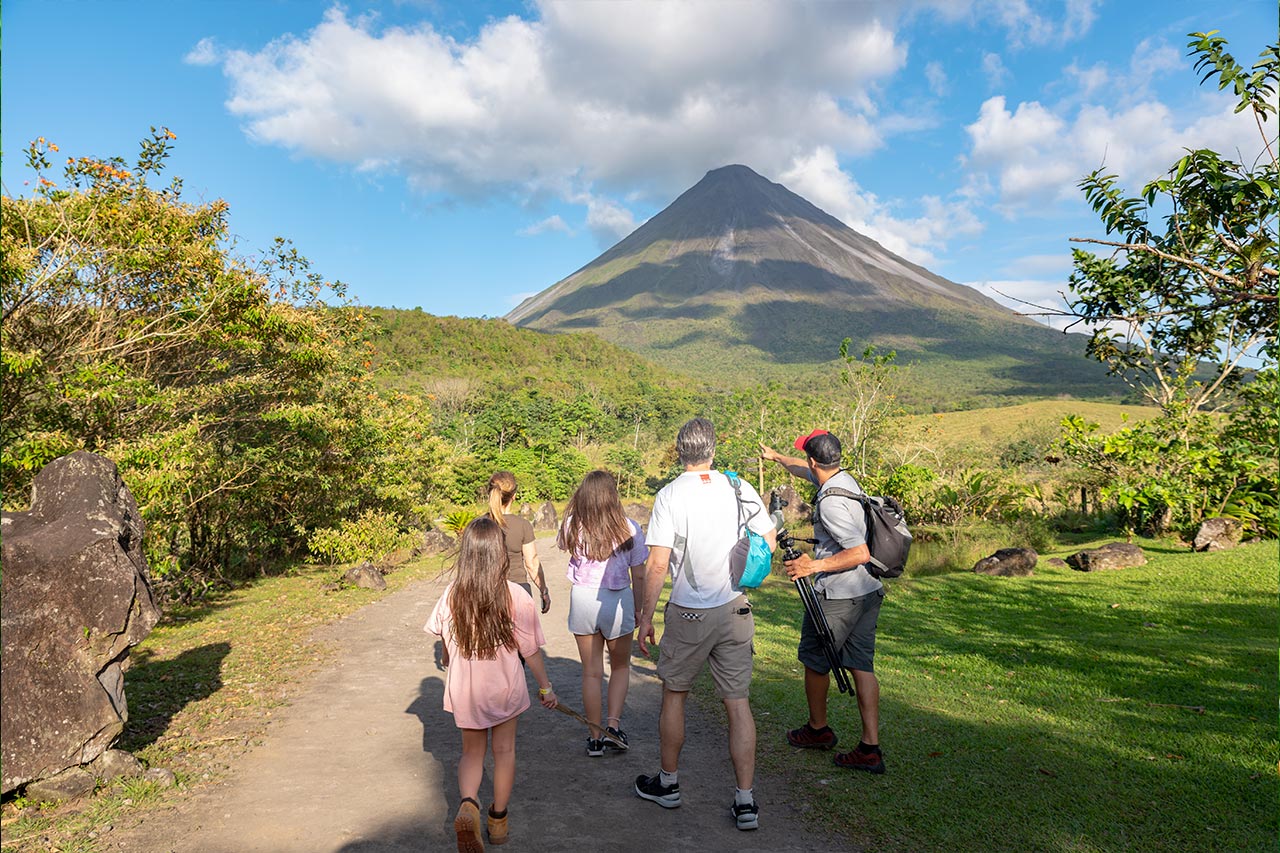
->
xmin=506 ymin=165 xmax=1118 ymax=402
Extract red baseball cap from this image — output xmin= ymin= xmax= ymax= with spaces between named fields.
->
xmin=793 ymin=429 xmax=830 ymax=451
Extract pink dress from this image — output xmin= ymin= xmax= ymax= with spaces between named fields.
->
xmin=424 ymin=581 xmax=546 ymax=729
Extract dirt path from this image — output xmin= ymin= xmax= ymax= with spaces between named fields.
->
xmin=110 ymin=536 xmax=849 ymax=852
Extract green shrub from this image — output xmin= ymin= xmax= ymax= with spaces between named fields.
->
xmin=307 ymin=510 xmax=417 ymax=565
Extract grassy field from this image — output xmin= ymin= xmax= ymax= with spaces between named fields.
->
xmin=742 ymin=539 xmax=1278 ymax=852
xmin=895 ymin=399 xmax=1159 ymax=452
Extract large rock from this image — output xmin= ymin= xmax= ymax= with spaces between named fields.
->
xmin=1 ymin=451 xmax=160 ymax=795
xmin=531 ymin=501 xmax=558 ymax=532
xmin=973 ymin=547 xmax=1037 ymax=577
xmin=344 ymin=562 xmax=387 ymax=590
xmin=769 ymin=485 xmax=812 ymax=524
xmin=1192 ymin=517 xmax=1243 ymax=552
xmin=623 ymin=502 xmax=651 ymax=530
xmin=1066 ymin=542 xmax=1147 ymax=572
xmin=416 ymin=528 xmax=455 ymax=556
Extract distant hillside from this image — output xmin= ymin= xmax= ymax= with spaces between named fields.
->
xmin=507 ymin=164 xmax=1127 ymax=407
xmin=366 ymin=308 xmax=692 ymax=398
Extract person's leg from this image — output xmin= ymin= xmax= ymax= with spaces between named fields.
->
xmin=659 ymin=687 xmax=687 ymax=773
xmin=804 ymin=666 xmax=831 ymax=729
xmin=489 ymin=716 xmax=519 ymax=813
xmin=458 ymin=728 xmax=488 ymax=801
xmin=723 ymin=696 xmax=756 ymax=790
xmin=852 ymin=669 xmax=880 ymax=746
xmin=575 ymin=632 xmax=606 ymax=728
xmin=605 ymin=632 xmax=633 ymax=728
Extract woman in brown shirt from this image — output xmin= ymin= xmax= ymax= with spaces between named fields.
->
xmin=487 ymin=471 xmax=551 ymax=614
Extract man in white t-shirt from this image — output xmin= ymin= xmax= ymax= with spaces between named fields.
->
xmin=633 ymin=418 xmax=777 ymax=831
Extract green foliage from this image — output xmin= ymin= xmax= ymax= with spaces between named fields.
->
xmin=441 ymin=509 xmax=478 ymax=535
xmin=307 ymin=509 xmax=417 ymax=565
xmin=1068 ymin=30 xmax=1277 ymax=413
xmin=1 ymin=132 xmax=449 ymax=599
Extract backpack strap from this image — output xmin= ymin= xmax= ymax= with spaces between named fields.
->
xmin=813 ymin=487 xmax=892 ymax=576
xmin=724 ymin=471 xmax=761 ymax=534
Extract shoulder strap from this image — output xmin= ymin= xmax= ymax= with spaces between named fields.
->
xmin=723 ymin=470 xmax=761 ymax=531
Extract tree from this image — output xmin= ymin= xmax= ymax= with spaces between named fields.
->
xmin=1063 ymin=31 xmax=1277 ymax=413
xmin=834 ymin=339 xmax=908 ymax=473
xmin=2 ymin=131 xmax=447 ymax=597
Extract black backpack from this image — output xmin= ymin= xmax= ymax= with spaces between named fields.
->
xmin=815 ymin=487 xmax=912 ymax=579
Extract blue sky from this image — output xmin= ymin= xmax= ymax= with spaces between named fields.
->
xmin=2 ymin=1 xmax=1273 ymax=323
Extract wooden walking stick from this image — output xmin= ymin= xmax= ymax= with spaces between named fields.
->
xmin=553 ymin=703 xmax=628 ymax=750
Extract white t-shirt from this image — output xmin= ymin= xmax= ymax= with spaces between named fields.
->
xmin=647 ymin=469 xmax=774 ymax=608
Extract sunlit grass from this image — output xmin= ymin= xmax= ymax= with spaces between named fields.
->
xmin=739 ymin=539 xmax=1277 ymax=852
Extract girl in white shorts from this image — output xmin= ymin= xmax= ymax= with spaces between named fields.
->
xmin=557 ymin=470 xmax=648 ymax=756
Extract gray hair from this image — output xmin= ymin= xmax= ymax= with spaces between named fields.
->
xmin=676 ymin=418 xmax=716 ymax=467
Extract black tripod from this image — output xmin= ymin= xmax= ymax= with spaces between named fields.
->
xmin=771 ymin=495 xmax=854 ymax=695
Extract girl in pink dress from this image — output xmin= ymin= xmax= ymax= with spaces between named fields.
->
xmin=425 ymin=516 xmax=558 ymax=851
xmin=556 ymin=470 xmax=648 ymax=756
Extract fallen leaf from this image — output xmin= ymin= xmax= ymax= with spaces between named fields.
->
xmin=929 ymin=751 xmax=943 ymax=758
xmin=1038 ymin=768 xmax=1057 ymax=777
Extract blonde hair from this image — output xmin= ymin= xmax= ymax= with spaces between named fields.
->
xmin=557 ymin=470 xmax=634 ymax=562
xmin=447 ymin=516 xmax=516 ymax=659
xmin=487 ymin=471 xmax=517 ymax=529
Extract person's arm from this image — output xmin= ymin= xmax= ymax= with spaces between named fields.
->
xmin=522 ymin=541 xmax=551 ymax=614
xmin=784 ymin=543 xmax=870 ymax=579
xmin=760 ymin=443 xmax=812 ymax=479
xmin=522 ymin=647 xmax=558 ymax=709
xmin=630 ymin=560 xmax=647 ymax=626
xmin=636 ymin=546 xmax=671 ymax=657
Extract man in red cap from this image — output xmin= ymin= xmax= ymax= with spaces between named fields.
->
xmin=760 ymin=429 xmax=886 ymax=774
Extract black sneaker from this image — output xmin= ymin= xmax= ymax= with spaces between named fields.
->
xmin=731 ymin=800 xmax=760 ymax=831
xmin=634 ymin=773 xmax=681 ymax=808
xmin=604 ymin=726 xmax=629 ymax=751
xmin=587 ymin=737 xmax=605 ymax=757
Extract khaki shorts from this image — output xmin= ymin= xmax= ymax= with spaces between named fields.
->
xmin=657 ymin=595 xmax=754 ymax=699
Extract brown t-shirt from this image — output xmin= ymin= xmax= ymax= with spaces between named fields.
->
xmin=501 ymin=514 xmax=535 ymax=583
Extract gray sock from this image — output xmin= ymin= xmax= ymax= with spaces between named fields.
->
xmin=735 ymin=787 xmax=754 ymax=806
xmin=660 ymin=769 xmax=678 ymax=787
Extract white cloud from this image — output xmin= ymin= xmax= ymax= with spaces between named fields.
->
xmin=981 ymin=52 xmax=1009 ymax=89
xmin=962 ymin=35 xmax=1265 ymax=210
xmin=780 ymin=147 xmax=982 ymax=266
xmin=924 ymin=60 xmax=948 ymax=96
xmin=519 ymin=215 xmax=572 ymax=236
xmin=184 ymin=37 xmax=221 ymax=66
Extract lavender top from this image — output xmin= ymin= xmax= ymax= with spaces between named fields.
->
xmin=563 ymin=517 xmax=648 ymax=590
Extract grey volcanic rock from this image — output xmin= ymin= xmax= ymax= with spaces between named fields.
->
xmin=345 ymin=563 xmax=387 ymax=590
xmin=532 ymin=501 xmax=558 ymax=532
xmin=91 ymin=748 xmax=143 ymax=782
xmin=1066 ymin=542 xmax=1147 ymax=572
xmin=24 ymin=767 xmax=96 ymax=803
xmin=973 ymin=547 xmax=1037 ymax=577
xmin=623 ymin=502 xmax=651 ymax=530
xmin=417 ymin=528 xmax=455 ymax=556
xmin=1 ymin=452 xmax=160 ymax=794
xmin=1192 ymin=517 xmax=1243 ymax=552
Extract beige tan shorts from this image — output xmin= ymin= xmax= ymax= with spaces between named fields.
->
xmin=656 ymin=594 xmax=754 ymax=699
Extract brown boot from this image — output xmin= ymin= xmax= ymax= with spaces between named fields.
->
xmin=454 ymin=798 xmax=484 ymax=853
xmin=487 ymin=806 xmax=509 ymax=845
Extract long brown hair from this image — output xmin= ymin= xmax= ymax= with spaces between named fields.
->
xmin=447 ymin=516 xmax=516 ymax=659
xmin=557 ymin=470 xmax=634 ymax=562
xmin=487 ymin=471 xmax=517 ymax=529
